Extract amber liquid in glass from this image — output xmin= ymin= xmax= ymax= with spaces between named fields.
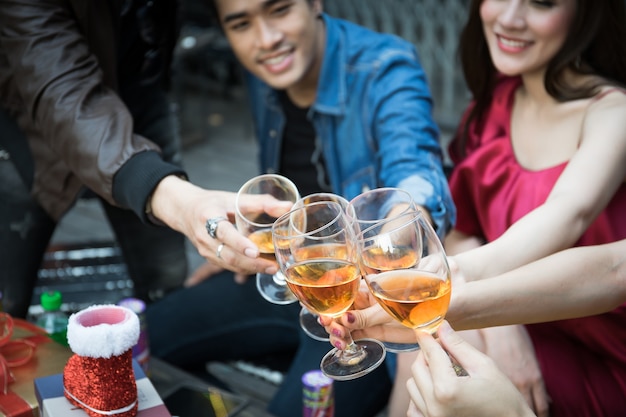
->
xmin=292 ymin=243 xmax=349 ymax=262
xmin=285 ymin=259 xmax=360 ymax=317
xmin=248 ymin=228 xmax=276 ymax=261
xmin=360 ymin=246 xmax=418 ymax=271
xmin=367 ymin=270 xmax=450 ymax=332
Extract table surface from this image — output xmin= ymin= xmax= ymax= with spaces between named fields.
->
xmin=150 ymin=357 xmax=276 ymax=417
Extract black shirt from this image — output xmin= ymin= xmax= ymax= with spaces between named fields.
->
xmin=277 ymin=91 xmax=332 ymax=196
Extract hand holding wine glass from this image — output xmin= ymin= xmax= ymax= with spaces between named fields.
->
xmin=273 ymin=201 xmax=386 ymax=380
xmin=293 ymin=193 xmax=351 ymax=342
xmin=235 ymin=174 xmax=300 ymax=304
xmin=358 ymin=209 xmax=451 ymax=338
xmin=348 ymin=187 xmax=423 ymax=352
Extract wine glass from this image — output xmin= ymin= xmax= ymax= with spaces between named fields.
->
xmin=358 ymin=209 xmax=451 ymax=342
xmin=293 ymin=193 xmax=351 ymax=342
xmin=235 ymin=174 xmax=300 ymax=305
xmin=348 ymin=187 xmax=422 ymax=352
xmin=272 ymin=201 xmax=386 ymax=381
xmin=347 ymin=187 xmax=416 ymax=233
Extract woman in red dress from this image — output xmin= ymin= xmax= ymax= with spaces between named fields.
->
xmin=441 ymin=1 xmax=626 ymax=415
xmin=324 ymin=1 xmax=626 ymax=416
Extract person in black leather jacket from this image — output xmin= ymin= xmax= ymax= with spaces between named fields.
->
xmin=0 ymin=0 xmax=283 ymax=317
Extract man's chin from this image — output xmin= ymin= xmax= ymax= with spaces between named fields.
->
xmin=256 ymin=69 xmax=299 ymax=90
xmin=263 ymin=78 xmax=297 ymax=91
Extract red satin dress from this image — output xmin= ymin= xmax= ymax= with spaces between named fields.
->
xmin=448 ymin=76 xmax=626 ymax=417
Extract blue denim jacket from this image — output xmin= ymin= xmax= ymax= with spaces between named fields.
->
xmin=245 ymin=14 xmax=455 ymax=238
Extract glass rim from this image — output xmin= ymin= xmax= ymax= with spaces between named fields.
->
xmin=295 ymin=192 xmax=350 ymax=210
xmin=347 ymin=187 xmax=416 ymax=222
xmin=272 ymin=200 xmax=347 ymax=241
xmin=235 ymin=174 xmax=300 ymax=228
xmin=357 ymin=208 xmax=426 ymax=243
xmin=347 ymin=187 xmax=413 ymax=207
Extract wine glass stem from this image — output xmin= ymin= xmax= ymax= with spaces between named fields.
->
xmin=337 ymin=334 xmax=368 ymax=366
xmin=273 ymin=270 xmax=287 ymax=285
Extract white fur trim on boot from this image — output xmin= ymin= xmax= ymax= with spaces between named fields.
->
xmin=67 ymin=304 xmax=140 ymax=358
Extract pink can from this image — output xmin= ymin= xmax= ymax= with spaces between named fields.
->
xmin=302 ymin=370 xmax=334 ymax=417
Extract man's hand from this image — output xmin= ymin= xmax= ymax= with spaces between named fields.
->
xmin=150 ymin=175 xmax=291 ymax=278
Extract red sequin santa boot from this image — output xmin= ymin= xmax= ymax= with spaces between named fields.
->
xmin=63 ymin=305 xmax=140 ymax=417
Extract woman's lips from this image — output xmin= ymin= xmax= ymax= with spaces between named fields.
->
xmin=496 ymin=35 xmax=532 ymax=53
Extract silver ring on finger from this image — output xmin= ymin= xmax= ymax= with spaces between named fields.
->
xmin=216 ymin=243 xmax=225 ymax=259
xmin=206 ymin=216 xmax=228 ymax=239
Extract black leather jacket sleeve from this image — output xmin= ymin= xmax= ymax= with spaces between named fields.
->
xmin=0 ymin=0 xmax=184 ymax=221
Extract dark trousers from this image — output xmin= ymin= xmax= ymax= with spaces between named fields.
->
xmin=267 ymin=331 xmax=391 ymax=417
xmin=0 ymin=89 xmax=187 ymax=317
xmin=147 ymin=272 xmax=391 ymax=417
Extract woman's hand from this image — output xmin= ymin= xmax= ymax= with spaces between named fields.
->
xmin=407 ymin=321 xmax=536 ymax=417
xmin=322 ymin=256 xmax=471 ymax=347
xmin=320 ymin=280 xmax=417 ymax=349
xmin=480 ymin=325 xmax=550 ymax=417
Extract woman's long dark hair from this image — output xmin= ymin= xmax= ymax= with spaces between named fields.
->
xmin=455 ymin=0 xmax=626 ymax=157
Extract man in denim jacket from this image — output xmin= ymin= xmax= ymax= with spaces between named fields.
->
xmin=245 ymin=10 xmax=453 ymax=238
xmin=147 ymin=1 xmax=455 ymax=416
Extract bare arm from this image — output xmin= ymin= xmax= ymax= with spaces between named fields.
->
xmin=444 ymin=228 xmax=483 ymax=256
xmin=325 ymin=239 xmax=626 ymax=343
xmin=448 ymin=239 xmax=626 ymax=329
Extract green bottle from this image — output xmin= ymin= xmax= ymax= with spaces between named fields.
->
xmin=36 ymin=291 xmax=69 ymax=346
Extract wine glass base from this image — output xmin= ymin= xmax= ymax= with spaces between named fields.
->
xmin=383 ymin=342 xmax=421 ymax=353
xmin=256 ymin=273 xmax=298 ymax=305
xmin=321 ymin=338 xmax=386 ymax=381
xmin=299 ymin=308 xmax=329 ymax=342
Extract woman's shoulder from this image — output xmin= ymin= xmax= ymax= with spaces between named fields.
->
xmin=581 ymin=84 xmax=626 ymax=149
xmin=585 ymin=84 xmax=626 ymax=124
xmin=590 ymin=85 xmax=626 ymax=108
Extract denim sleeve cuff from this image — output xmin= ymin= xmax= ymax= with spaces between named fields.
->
xmin=396 ymin=176 xmax=456 ymax=241
xmin=427 ymin=198 xmax=455 ymax=241
xmin=112 ymin=151 xmax=187 ymax=223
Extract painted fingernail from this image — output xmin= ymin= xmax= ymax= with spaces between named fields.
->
xmin=333 ymin=341 xmax=343 ymax=350
xmin=332 ymin=329 xmax=342 ymax=337
xmin=346 ymin=312 xmax=356 ymax=324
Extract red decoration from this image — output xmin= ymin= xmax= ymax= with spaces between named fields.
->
xmin=64 ymin=350 xmax=138 ymax=417
xmin=0 ymin=313 xmax=50 ymax=417
xmin=63 ymin=305 xmax=139 ymax=417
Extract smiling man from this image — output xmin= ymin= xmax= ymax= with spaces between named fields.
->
xmin=147 ymin=1 xmax=455 ymax=416
xmin=217 ymin=0 xmax=325 ymax=105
